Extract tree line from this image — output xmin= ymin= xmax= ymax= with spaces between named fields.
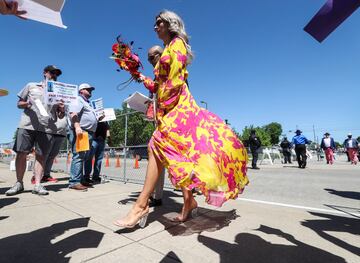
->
xmin=107 ymin=106 xmax=284 ymax=148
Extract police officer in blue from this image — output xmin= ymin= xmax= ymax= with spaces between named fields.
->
xmin=292 ymin=130 xmax=310 ymax=168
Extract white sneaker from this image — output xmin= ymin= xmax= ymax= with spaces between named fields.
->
xmin=32 ymin=184 xmax=49 ymax=195
xmin=5 ymin=181 xmax=24 ymax=196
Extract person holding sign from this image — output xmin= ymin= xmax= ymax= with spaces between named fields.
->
xmin=6 ymin=65 xmax=64 ymax=196
xmin=68 ymin=83 xmax=98 ymax=191
xmin=0 ymin=0 xmax=26 ymax=17
xmin=84 ymin=121 xmax=110 ymax=184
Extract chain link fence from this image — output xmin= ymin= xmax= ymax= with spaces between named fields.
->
xmin=49 ymin=110 xmax=173 ymax=188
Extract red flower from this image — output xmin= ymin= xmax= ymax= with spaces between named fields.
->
xmin=111 ymin=36 xmax=143 ymax=83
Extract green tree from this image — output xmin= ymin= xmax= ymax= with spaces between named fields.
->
xmin=263 ymin=122 xmax=282 ymax=145
xmin=109 ymin=109 xmax=126 ymax=147
xmin=109 ymin=108 xmax=155 ymax=147
xmin=126 ymin=112 xmax=155 ymax=146
xmin=335 ymin=141 xmax=341 ymax=149
xmin=13 ymin=130 xmax=17 ymax=141
xmin=241 ymin=125 xmax=271 ymax=147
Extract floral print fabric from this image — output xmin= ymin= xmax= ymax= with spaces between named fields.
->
xmin=143 ymin=37 xmax=248 ymax=207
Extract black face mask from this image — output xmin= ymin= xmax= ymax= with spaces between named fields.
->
xmin=348 ymin=136 xmax=352 ymax=139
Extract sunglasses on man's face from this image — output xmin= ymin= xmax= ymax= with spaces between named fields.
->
xmin=148 ymin=54 xmax=157 ymax=60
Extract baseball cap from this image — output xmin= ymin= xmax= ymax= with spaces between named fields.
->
xmin=43 ymin=65 xmax=62 ymax=76
xmin=295 ymin=129 xmax=302 ymax=134
xmin=79 ymin=83 xmax=95 ymax=91
xmin=324 ymin=132 xmax=330 ymax=136
xmin=348 ymin=132 xmax=352 ymax=136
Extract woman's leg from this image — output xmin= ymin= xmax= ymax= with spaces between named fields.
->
xmin=115 ymin=147 xmax=163 ymax=226
xmin=174 ymin=187 xmax=198 ymax=222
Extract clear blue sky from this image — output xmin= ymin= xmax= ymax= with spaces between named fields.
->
xmin=1 ymin=0 xmax=359 ymax=144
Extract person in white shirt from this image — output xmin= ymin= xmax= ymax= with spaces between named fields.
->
xmin=320 ymin=132 xmax=336 ymax=164
xmin=343 ymin=133 xmax=359 ymax=165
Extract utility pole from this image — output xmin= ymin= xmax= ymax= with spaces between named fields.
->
xmin=312 ymin=124 xmax=316 ymax=143
xmin=200 ymin=101 xmax=208 ymax=110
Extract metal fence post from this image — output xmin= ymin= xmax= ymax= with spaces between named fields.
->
xmin=123 ymin=112 xmax=128 ymax=183
xmin=66 ymin=139 xmax=69 ymax=173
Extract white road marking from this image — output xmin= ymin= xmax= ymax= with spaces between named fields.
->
xmin=238 ymin=198 xmax=360 ymax=218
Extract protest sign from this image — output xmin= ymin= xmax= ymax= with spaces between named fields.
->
xmin=123 ymin=92 xmax=152 ymax=113
xmin=91 ymin=98 xmax=105 ymax=118
xmin=100 ymin=108 xmax=116 ymax=122
xmin=12 ymin=0 xmax=67 ymax=28
xmin=45 ymin=81 xmax=78 ymax=106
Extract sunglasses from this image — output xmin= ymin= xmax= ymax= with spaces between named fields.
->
xmin=148 ymin=54 xmax=157 ymax=60
xmin=154 ymin=19 xmax=163 ymax=28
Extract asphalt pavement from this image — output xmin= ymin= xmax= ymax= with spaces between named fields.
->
xmin=0 ymin=156 xmax=359 ymax=263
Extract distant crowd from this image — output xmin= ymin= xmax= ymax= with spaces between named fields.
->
xmin=248 ymin=130 xmax=359 ymax=169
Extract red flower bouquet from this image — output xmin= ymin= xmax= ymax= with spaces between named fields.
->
xmin=111 ymin=35 xmax=143 ymax=87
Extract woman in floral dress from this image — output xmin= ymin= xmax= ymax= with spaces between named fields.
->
xmin=114 ymin=10 xmax=248 ymax=228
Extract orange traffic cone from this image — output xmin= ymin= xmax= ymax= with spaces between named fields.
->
xmin=92 ymin=157 xmax=95 ymax=167
xmin=115 ymin=155 xmax=121 ymax=168
xmin=105 ymin=154 xmax=110 ymax=167
xmin=134 ymin=156 xmax=139 ymax=169
xmin=67 ymin=153 xmax=71 ymax=164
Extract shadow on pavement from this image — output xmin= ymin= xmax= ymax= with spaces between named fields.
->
xmin=0 ymin=197 xmax=19 ymax=209
xmin=45 ymin=183 xmax=70 ymax=192
xmin=116 ymin=190 xmax=238 ymax=236
xmin=159 ymin=251 xmax=182 ymax=262
xmin=302 ymin=212 xmax=360 ymax=256
xmin=0 ymin=187 xmax=32 ymax=195
xmin=198 ymin=225 xmax=346 ymax=263
xmin=0 ymin=217 xmax=104 ymax=263
xmin=324 ymin=204 xmax=360 ymax=219
xmin=0 ymin=187 xmax=9 ymax=195
xmin=324 ymin=188 xmax=360 ymax=201
xmin=117 ymin=191 xmax=142 ymax=205
xmin=162 ymin=209 xmax=238 ymax=236
xmin=53 ymin=177 xmax=69 ymax=182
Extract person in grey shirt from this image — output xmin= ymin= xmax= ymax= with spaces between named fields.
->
xmin=6 ymin=65 xmax=65 ymax=196
xmin=67 ymin=83 xmax=98 ymax=191
xmin=31 ymin=104 xmax=68 ymax=184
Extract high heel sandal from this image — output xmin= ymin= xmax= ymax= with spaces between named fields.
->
xmin=113 ymin=212 xmax=149 ymax=228
xmin=190 ymin=207 xmax=199 ymax=218
xmin=138 ymin=213 xmax=148 ymax=228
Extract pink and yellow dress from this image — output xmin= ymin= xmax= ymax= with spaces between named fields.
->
xmin=143 ymin=37 xmax=248 ymax=207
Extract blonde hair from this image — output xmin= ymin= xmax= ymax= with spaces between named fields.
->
xmin=157 ymin=10 xmax=193 ymax=64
